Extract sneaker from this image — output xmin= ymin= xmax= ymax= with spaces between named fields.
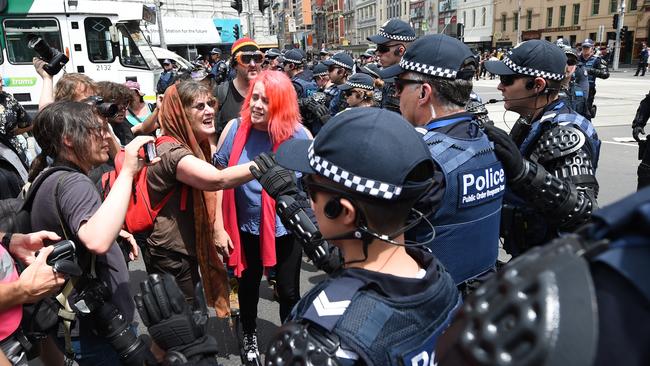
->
xmin=242 ymin=332 xmax=260 ymax=364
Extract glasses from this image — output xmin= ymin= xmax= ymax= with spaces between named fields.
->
xmin=236 ymin=52 xmax=264 ymax=65
xmin=301 ymin=175 xmax=341 ymax=202
xmin=191 ymin=99 xmax=217 ymax=111
xmin=343 ymin=89 xmax=362 ymax=98
xmin=499 ymin=74 xmax=527 ymax=86
xmin=394 ymin=78 xmax=425 ymax=94
xmin=328 ymin=65 xmax=341 ymax=73
xmin=376 ymin=43 xmax=403 ymax=54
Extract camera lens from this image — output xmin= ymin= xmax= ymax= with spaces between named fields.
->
xmin=94 ymin=302 xmax=151 ymax=366
xmin=96 ymin=102 xmax=118 ymax=118
xmin=27 ymin=36 xmax=55 ymax=62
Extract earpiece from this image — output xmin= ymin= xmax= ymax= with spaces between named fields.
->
xmin=324 ymin=198 xmax=343 ymax=219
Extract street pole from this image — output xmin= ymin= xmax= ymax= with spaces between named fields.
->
xmin=246 ymin=0 xmax=254 ymax=38
xmin=613 ymin=0 xmax=625 ymax=71
xmin=517 ymin=0 xmax=521 ymax=44
xmin=156 ymin=1 xmax=166 ymax=49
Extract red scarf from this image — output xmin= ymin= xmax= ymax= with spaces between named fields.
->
xmin=223 ymin=121 xmax=282 ymax=277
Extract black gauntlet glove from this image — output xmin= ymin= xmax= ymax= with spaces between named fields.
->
xmin=633 ymin=126 xmax=646 ymax=142
xmin=134 ymin=274 xmax=218 ymax=363
xmin=483 ymin=124 xmax=526 ymax=181
xmin=250 ymin=152 xmax=299 ymax=199
xmin=306 ymin=98 xmax=331 ymax=125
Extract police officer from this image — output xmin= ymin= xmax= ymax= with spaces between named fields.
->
xmin=322 ymin=52 xmax=354 ymax=115
xmin=265 ymin=48 xmax=282 ymax=71
xmin=312 ymin=63 xmax=330 ymax=91
xmin=632 ymin=92 xmax=650 ymax=189
xmin=578 ymin=38 xmax=609 ymax=117
xmin=209 ymin=48 xmax=228 ymax=85
xmin=381 ymin=34 xmax=504 ymax=290
xmin=368 ymin=19 xmax=417 ymax=114
xmin=358 ymin=63 xmax=384 ymax=105
xmin=156 ymin=59 xmax=176 ymax=95
xmin=255 ymin=107 xmax=460 ymax=365
xmin=283 ymin=49 xmax=328 ymax=135
xmin=338 ymin=73 xmax=377 ymax=108
xmin=436 ymin=188 xmax=650 ymax=366
xmin=483 ymin=39 xmax=601 ymax=257
xmin=558 ymin=43 xmax=590 ymax=119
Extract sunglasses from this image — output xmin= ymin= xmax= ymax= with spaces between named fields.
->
xmin=191 ymin=99 xmax=217 ymax=111
xmin=328 ymin=65 xmax=342 ymax=73
xmin=499 ymin=74 xmax=526 ymax=86
xmin=394 ymin=78 xmax=425 ymax=93
xmin=236 ymin=52 xmax=264 ymax=65
xmin=343 ymin=89 xmax=362 ymax=98
xmin=376 ymin=43 xmax=403 ymax=54
xmin=301 ymin=175 xmax=342 ymax=202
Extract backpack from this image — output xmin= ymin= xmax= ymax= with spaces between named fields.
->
xmin=100 ymin=136 xmax=188 ymax=234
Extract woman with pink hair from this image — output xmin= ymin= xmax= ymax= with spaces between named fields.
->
xmin=214 ymin=70 xmax=311 ymax=362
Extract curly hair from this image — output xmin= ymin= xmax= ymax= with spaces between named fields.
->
xmin=54 ymin=73 xmax=97 ymax=102
xmin=239 ymin=70 xmax=301 ymax=144
xmin=95 ymin=81 xmax=133 ymax=106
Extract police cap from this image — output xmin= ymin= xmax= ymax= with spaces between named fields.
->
xmin=484 ymin=39 xmax=567 ymax=81
xmin=368 ymin=19 xmax=416 ymax=45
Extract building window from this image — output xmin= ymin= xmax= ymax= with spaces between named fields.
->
xmin=526 ymin=9 xmax=532 ymax=29
xmin=570 ymin=35 xmax=577 ymax=46
xmin=482 ymin=8 xmax=486 ymax=26
xmin=573 ymin=4 xmax=580 ymax=24
xmin=545 ymin=36 xmax=552 ymax=42
xmin=501 ymin=13 xmax=506 ymax=32
xmin=513 ymin=12 xmax=519 ymax=31
xmin=589 ymin=32 xmax=597 ymax=40
xmin=472 ymin=9 xmax=476 ymax=27
xmin=592 ymin=0 xmax=600 ymax=15
xmin=547 ymin=7 xmax=553 ymax=27
xmin=559 ymin=5 xmax=566 ymax=26
xmin=609 ymin=0 xmax=617 ymax=13
xmin=631 ymin=0 xmax=637 ymax=10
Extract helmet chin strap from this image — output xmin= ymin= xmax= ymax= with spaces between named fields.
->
xmin=321 ymin=209 xmax=436 ymax=266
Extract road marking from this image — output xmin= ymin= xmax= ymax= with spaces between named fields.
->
xmin=603 ymin=140 xmax=638 ymax=147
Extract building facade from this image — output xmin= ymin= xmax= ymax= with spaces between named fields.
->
xmin=457 ymin=0 xmax=494 ymax=52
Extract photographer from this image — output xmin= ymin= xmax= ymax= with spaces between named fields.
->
xmin=0 ymin=73 xmax=32 ymax=173
xmin=96 ymin=81 xmax=136 ymax=146
xmin=28 ymin=101 xmax=158 ymax=365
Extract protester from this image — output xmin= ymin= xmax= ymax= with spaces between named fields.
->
xmin=214 ymin=70 xmax=311 ymax=363
xmin=146 ymin=80 xmax=257 ymax=316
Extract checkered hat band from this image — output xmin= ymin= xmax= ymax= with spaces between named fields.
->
xmin=378 ymin=29 xmax=416 ymax=42
xmin=284 ymin=58 xmax=303 ymax=64
xmin=308 ymin=144 xmax=402 ymax=199
xmin=399 ymin=59 xmax=458 ymax=79
xmin=314 ymin=71 xmax=328 ymax=77
xmin=345 ymin=81 xmax=374 ymax=90
xmin=330 ymin=58 xmax=352 ymax=70
xmin=502 ymin=56 xmax=564 ymax=81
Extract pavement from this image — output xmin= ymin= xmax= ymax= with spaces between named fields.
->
xmin=30 ymin=69 xmax=647 ymax=366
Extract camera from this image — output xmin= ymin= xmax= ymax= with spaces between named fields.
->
xmin=74 ymin=281 xmax=153 ymax=365
xmin=35 ymin=239 xmax=75 ymax=266
xmin=28 ymin=35 xmax=69 ymax=76
xmin=82 ymin=96 xmax=118 ymax=118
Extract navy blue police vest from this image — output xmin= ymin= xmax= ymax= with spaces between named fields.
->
xmin=288 ymin=251 xmax=461 ymax=366
xmin=412 ymin=115 xmax=504 ymax=285
xmin=583 ymin=56 xmax=599 ymax=85
xmin=519 ymin=100 xmax=601 ymax=169
xmin=292 ymin=76 xmax=318 ymax=99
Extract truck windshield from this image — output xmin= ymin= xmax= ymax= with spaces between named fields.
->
xmin=117 ymin=22 xmax=160 ymax=70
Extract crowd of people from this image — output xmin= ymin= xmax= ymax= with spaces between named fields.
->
xmin=0 ymin=17 xmax=647 ymax=366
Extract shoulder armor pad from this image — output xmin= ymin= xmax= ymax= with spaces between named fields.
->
xmin=265 ymin=321 xmax=343 ymax=366
xmin=533 ymin=125 xmax=586 ymax=164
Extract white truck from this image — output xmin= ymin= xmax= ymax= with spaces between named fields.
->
xmin=0 ymin=0 xmax=162 ymax=113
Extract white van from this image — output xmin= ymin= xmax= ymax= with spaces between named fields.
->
xmin=0 ymin=0 xmax=162 ymax=112
xmin=150 ymin=46 xmax=193 ymax=71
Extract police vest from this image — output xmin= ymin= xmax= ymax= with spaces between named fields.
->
xmin=582 ymin=56 xmax=599 ymax=85
xmin=290 ymin=253 xmax=461 ymax=366
xmin=381 ymin=79 xmax=401 ymax=114
xmin=519 ymin=101 xmax=601 ymax=169
xmin=559 ymin=81 xmax=587 ymax=118
xmin=0 ymin=245 xmax=21 ymax=341
xmin=324 ymin=85 xmax=343 ymax=116
xmin=291 ymin=76 xmax=318 ymax=99
xmin=412 ymin=116 xmax=504 ymax=284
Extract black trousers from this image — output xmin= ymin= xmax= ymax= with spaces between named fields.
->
xmin=148 ymin=247 xmax=201 ymax=304
xmin=635 ymin=62 xmax=647 ymax=76
xmin=238 ymin=232 xmax=302 ymax=333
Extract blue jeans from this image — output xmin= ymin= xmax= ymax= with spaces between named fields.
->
xmin=53 ymin=325 xmax=138 ymax=366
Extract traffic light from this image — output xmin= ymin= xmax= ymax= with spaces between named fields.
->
xmin=456 ymin=23 xmax=465 ymax=40
xmin=259 ymin=0 xmax=270 ymax=13
xmin=233 ymin=24 xmax=240 ymax=40
xmin=230 ymin=0 xmax=242 ymax=14
xmin=612 ymin=13 xmax=619 ymax=29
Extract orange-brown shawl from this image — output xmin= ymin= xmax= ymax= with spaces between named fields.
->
xmin=158 ymin=84 xmax=229 ymax=317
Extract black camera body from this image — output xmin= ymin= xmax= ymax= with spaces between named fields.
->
xmin=28 ymin=36 xmax=69 ymax=76
xmin=82 ymin=96 xmax=118 ymax=118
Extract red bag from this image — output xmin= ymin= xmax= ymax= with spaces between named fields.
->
xmin=100 ymin=136 xmax=188 ymax=233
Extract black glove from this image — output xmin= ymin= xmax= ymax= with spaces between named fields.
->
xmin=250 ymin=152 xmax=299 ymax=199
xmin=483 ymin=124 xmax=526 ymax=181
xmin=305 ymin=98 xmax=331 ymax=125
xmin=633 ymin=126 xmax=646 ymax=142
xmin=134 ymin=274 xmax=218 ymax=361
